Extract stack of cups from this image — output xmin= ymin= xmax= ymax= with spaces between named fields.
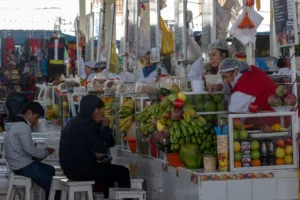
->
xmin=217 ymin=135 xmax=229 ymax=171
xmin=191 ymin=80 xmax=204 ymax=92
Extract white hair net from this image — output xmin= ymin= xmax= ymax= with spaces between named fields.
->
xmin=219 ymin=58 xmax=250 ymax=72
xmin=208 ymin=39 xmax=229 ymax=51
xmin=85 ymin=60 xmax=96 ymax=68
xmin=95 ymin=61 xmax=106 ymax=69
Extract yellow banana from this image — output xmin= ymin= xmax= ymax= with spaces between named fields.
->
xmin=256 ymin=0 xmax=260 ymax=11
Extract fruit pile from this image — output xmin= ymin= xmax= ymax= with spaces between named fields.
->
xmin=233 ymin=118 xmax=293 ymax=168
xmin=102 ymin=97 xmax=115 ymax=128
xmin=135 ymin=85 xmax=217 ymax=169
xmin=268 ymin=84 xmax=297 ymax=109
xmin=119 ymin=98 xmax=135 ymax=133
xmin=186 ymin=93 xmax=224 ymax=112
xmin=274 ymin=137 xmax=293 ymax=165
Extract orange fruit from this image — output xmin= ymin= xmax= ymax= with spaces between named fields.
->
xmin=276 ymin=158 xmax=284 ymax=165
xmin=234 ymin=161 xmax=242 ymax=168
xmin=271 ymin=123 xmax=281 ymax=132
xmin=251 ymin=159 xmax=261 ymax=166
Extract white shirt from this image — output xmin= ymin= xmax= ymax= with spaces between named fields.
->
xmin=228 ymin=73 xmax=256 ymax=113
xmin=188 ymin=57 xmax=203 ymax=80
xmin=273 ymin=68 xmax=300 ymax=76
xmin=86 ymin=72 xmax=96 ymax=81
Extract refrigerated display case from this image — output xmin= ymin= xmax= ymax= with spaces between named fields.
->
xmin=228 ymin=111 xmax=297 ymax=172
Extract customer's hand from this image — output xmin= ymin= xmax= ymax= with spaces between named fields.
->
xmin=208 ymin=84 xmax=223 ymax=94
xmin=46 ymin=147 xmax=55 ymax=155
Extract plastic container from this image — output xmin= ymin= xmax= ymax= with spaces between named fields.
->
xmin=191 ymin=80 xmax=204 ymax=92
xmin=203 ymin=155 xmax=217 ymax=172
xmin=166 ymin=153 xmax=184 ymax=167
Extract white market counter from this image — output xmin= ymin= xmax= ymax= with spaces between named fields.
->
xmin=112 ymin=147 xmax=299 ymax=200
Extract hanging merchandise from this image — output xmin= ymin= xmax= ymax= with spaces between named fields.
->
xmin=47 ymin=37 xmax=66 ymax=79
xmin=229 ymin=8 xmax=263 ymax=45
xmin=3 ymin=35 xmax=16 ymax=69
xmin=160 ymin=16 xmax=174 ymax=56
xmin=216 ymin=0 xmax=242 ymax=39
xmin=186 ymin=30 xmax=202 ymax=64
xmin=109 ymin=43 xmax=119 ymax=74
xmin=138 ymin=2 xmax=150 ymax=58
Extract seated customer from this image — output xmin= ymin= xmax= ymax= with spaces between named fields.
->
xmin=59 ymin=95 xmax=130 ymax=198
xmin=4 ymin=101 xmax=55 ymax=199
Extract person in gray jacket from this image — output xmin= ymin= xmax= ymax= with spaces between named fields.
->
xmin=4 ymin=101 xmax=55 ymax=199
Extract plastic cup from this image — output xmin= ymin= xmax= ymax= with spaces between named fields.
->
xmin=129 ymin=162 xmax=137 ymax=178
xmin=191 ymin=80 xmax=204 ymax=92
xmin=218 ymin=152 xmax=229 ymax=172
xmin=217 ymin=135 xmax=228 ymax=153
xmin=203 ymin=155 xmax=217 ymax=172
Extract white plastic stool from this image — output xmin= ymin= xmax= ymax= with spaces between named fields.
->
xmin=109 ymin=188 xmax=146 ymax=200
xmin=130 ymin=179 xmax=144 ymax=189
xmin=48 ymin=175 xmax=67 ymax=200
xmin=6 ymin=174 xmax=40 ymax=200
xmin=60 ymin=179 xmax=95 ymax=200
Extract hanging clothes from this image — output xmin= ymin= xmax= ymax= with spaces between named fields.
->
xmin=3 ymin=36 xmax=16 ymax=69
xmin=47 ymin=37 xmax=66 ymax=79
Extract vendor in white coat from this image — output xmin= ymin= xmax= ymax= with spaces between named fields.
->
xmin=138 ymin=52 xmax=168 ymax=82
xmin=188 ymin=39 xmax=230 ymax=88
xmin=84 ymin=60 xmax=97 ymax=81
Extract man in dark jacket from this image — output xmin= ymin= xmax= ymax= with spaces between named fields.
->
xmin=59 ymin=95 xmax=130 ymax=198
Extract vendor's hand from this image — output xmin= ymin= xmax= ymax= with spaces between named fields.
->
xmin=208 ymin=84 xmax=223 ymax=94
xmin=101 ymin=117 xmax=110 ymax=126
xmin=46 ymin=147 xmax=55 ymax=155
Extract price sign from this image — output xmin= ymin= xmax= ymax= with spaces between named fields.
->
xmin=174 ymin=0 xmax=186 ymax=61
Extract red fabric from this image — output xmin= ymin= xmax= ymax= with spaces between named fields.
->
xmin=231 ymin=65 xmax=277 ymax=111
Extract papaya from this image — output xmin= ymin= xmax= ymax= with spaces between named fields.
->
xmin=180 ymin=143 xmax=202 ymax=169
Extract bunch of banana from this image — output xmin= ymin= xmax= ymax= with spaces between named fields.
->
xmin=135 ymin=103 xmax=157 ymax=122
xmin=119 ymin=98 xmax=135 ymax=133
xmin=119 ymin=115 xmax=134 ymax=133
xmin=119 ymin=99 xmax=135 ymax=119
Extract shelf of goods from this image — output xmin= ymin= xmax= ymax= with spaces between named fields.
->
xmin=228 ymin=111 xmax=297 ymax=172
xmin=130 ymin=89 xmax=231 ymax=167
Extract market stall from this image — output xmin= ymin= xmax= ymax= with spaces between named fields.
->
xmin=105 ymin=0 xmax=300 ymax=199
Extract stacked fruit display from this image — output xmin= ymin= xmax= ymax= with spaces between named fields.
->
xmin=274 ymin=137 xmax=293 ymax=165
xmin=186 ymin=93 xmax=224 ymax=112
xmin=268 ymin=84 xmax=297 ymax=111
xmin=232 ymin=118 xmax=251 ymax=167
xmin=135 ymin=85 xmax=217 ymax=169
xmin=102 ymin=97 xmax=115 ymax=128
xmin=233 ymin=118 xmax=293 ymax=168
xmin=119 ymin=98 xmax=135 ymax=133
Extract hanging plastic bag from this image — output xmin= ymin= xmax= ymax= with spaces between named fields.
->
xmin=230 ymin=9 xmax=263 ymax=45
xmin=109 ymin=43 xmax=119 ymax=74
xmin=138 ymin=2 xmax=150 ymax=58
xmin=186 ymin=30 xmax=202 ymax=64
xmin=160 ymin=16 xmax=174 ymax=56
